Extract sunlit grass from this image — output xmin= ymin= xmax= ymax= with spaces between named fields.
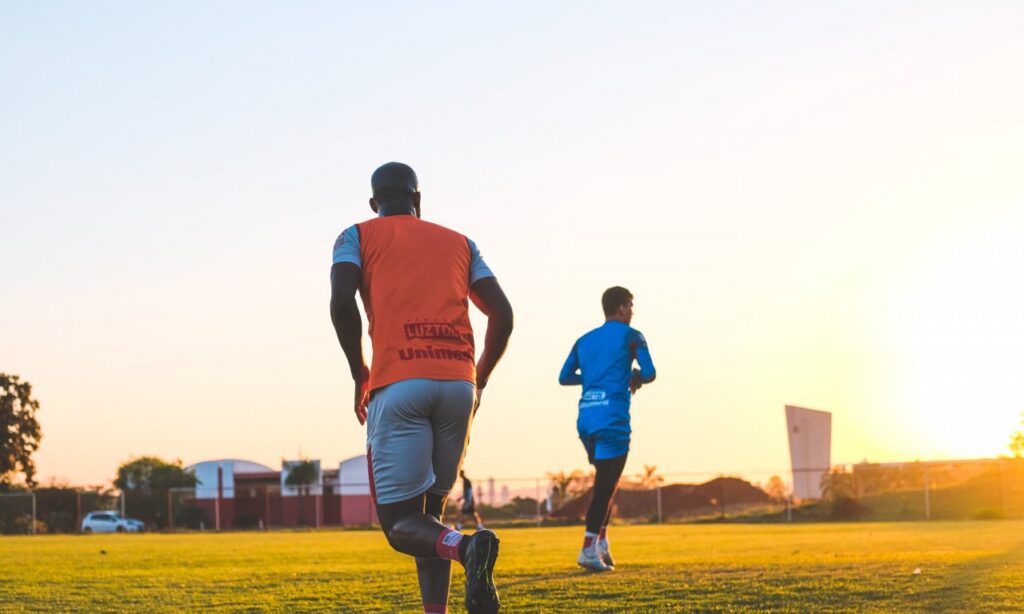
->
xmin=3 ymin=523 xmax=1024 ymax=612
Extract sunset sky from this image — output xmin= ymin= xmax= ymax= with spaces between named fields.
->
xmin=3 ymin=2 xmax=1024 ymax=487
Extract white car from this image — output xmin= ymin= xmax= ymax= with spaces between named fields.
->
xmin=81 ymin=511 xmax=142 ymax=533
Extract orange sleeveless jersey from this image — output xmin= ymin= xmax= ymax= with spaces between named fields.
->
xmin=356 ymin=216 xmax=477 ymax=391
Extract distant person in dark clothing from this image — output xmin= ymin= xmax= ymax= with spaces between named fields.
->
xmin=457 ymin=470 xmax=485 ymax=530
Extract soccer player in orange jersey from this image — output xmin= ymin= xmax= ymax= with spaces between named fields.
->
xmin=330 ymin=162 xmax=513 ymax=614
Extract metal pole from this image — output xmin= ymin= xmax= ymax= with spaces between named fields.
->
xmin=719 ymin=475 xmax=726 ymax=519
xmin=265 ymin=487 xmax=271 ymax=530
xmin=923 ymin=466 xmax=931 ymax=521
xmin=656 ymin=485 xmax=662 ymax=524
xmin=76 ymin=490 xmax=82 ymax=532
xmin=216 ymin=466 xmax=223 ymax=531
xmin=786 ymin=496 xmax=792 ymax=523
xmin=31 ymin=492 xmax=37 ymax=535
xmin=167 ymin=489 xmax=174 ymax=530
xmin=120 ymin=490 xmax=126 ymax=518
xmin=535 ymin=479 xmax=541 ymax=527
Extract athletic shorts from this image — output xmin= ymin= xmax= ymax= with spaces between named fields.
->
xmin=365 ymin=378 xmax=475 ymax=505
xmin=579 ymin=429 xmax=630 ymax=464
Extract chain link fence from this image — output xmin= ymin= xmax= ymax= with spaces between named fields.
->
xmin=3 ymin=459 xmax=1022 ymax=534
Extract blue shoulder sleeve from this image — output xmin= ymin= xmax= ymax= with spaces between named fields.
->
xmin=466 ymin=238 xmax=495 ymax=285
xmin=332 ymin=225 xmax=361 ymax=268
xmin=630 ymin=329 xmax=656 ymax=382
xmin=559 ymin=342 xmax=582 ymax=386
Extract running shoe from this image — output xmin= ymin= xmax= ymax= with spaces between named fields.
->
xmin=598 ymin=540 xmax=616 ymax=569
xmin=464 ymin=529 xmax=500 ymax=613
xmin=577 ymin=548 xmax=613 ymax=572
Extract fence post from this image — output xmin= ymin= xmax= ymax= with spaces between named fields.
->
xmin=265 ymin=487 xmax=272 ymax=530
xmin=120 ymin=490 xmax=126 ymax=518
xmin=535 ymin=479 xmax=541 ymax=527
xmin=76 ymin=490 xmax=82 ymax=532
xmin=656 ymin=485 xmax=662 ymax=524
xmin=923 ymin=466 xmax=931 ymax=521
xmin=786 ymin=496 xmax=792 ymax=523
xmin=31 ymin=491 xmax=37 ymax=535
xmin=719 ymin=475 xmax=726 ymax=519
xmin=167 ymin=489 xmax=174 ymax=530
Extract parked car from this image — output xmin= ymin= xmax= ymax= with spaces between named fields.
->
xmin=81 ymin=512 xmax=143 ymax=533
xmin=123 ymin=518 xmax=145 ymax=532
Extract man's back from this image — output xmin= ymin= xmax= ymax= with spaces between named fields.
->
xmin=334 ymin=215 xmax=491 ymax=391
xmin=329 ymin=162 xmax=513 ymax=614
xmin=568 ymin=321 xmax=651 ymax=404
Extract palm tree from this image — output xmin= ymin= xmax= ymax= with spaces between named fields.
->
xmin=637 ymin=465 xmax=664 ymax=489
xmin=285 ymin=460 xmax=318 ymax=526
xmin=546 ymin=469 xmax=592 ymax=510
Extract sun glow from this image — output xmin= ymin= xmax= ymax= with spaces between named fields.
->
xmin=895 ymin=211 xmax=1024 ymax=459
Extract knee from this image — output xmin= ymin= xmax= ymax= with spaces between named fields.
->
xmin=384 ymin=518 xmax=414 ymax=551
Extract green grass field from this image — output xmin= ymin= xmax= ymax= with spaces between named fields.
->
xmin=3 ymin=522 xmax=1024 ymax=612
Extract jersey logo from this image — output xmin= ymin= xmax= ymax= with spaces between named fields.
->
xmin=398 ymin=346 xmax=474 ymax=362
xmin=583 ymin=390 xmax=606 ymax=401
xmin=404 ymin=321 xmax=463 ymax=341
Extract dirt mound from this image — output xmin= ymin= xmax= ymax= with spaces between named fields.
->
xmin=552 ymin=477 xmax=770 ymax=519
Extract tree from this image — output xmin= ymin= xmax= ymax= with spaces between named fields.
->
xmin=820 ymin=466 xmax=855 ymax=501
xmin=636 ymin=465 xmax=664 ymax=489
xmin=114 ymin=456 xmax=197 ymax=491
xmin=1009 ymin=413 xmax=1024 ymax=459
xmin=764 ymin=475 xmax=788 ymax=501
xmin=1 ymin=373 xmax=43 ymax=490
xmin=546 ymin=469 xmax=593 ymax=510
xmin=113 ymin=457 xmax=197 ymax=529
xmin=285 ymin=460 xmax=318 ymax=525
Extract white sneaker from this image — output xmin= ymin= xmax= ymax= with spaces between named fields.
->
xmin=577 ymin=548 xmax=613 ymax=572
xmin=598 ymin=540 xmax=616 ymax=568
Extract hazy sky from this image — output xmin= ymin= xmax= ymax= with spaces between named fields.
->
xmin=3 ymin=2 xmax=1024 ymax=487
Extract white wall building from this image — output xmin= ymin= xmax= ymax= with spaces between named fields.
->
xmin=785 ymin=405 xmax=832 ymax=500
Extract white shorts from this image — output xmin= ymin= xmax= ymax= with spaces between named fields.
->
xmin=365 ymin=378 xmax=476 ymax=505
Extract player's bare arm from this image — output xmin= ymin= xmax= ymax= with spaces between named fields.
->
xmin=469 ymin=276 xmax=514 ymax=405
xmin=330 ymin=261 xmax=370 ymax=424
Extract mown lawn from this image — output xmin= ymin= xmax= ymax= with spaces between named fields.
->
xmin=2 ymin=522 xmax=1024 ymax=612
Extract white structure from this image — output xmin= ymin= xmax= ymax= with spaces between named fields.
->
xmin=785 ymin=405 xmax=832 ymax=500
xmin=336 ymin=455 xmax=372 ymax=496
xmin=187 ymin=459 xmax=274 ymax=499
xmin=281 ymin=459 xmax=323 ymax=496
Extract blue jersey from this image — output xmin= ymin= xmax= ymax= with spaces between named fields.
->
xmin=559 ymin=321 xmax=656 ymax=434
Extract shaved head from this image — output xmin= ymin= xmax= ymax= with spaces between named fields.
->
xmin=371 ymin=162 xmax=419 ymax=200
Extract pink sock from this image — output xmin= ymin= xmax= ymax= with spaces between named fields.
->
xmin=582 ymin=531 xmax=598 ymax=550
xmin=435 ymin=528 xmax=464 ymax=562
xmin=599 ymin=526 xmax=608 ymax=541
xmin=423 ymin=604 xmax=447 ymax=614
